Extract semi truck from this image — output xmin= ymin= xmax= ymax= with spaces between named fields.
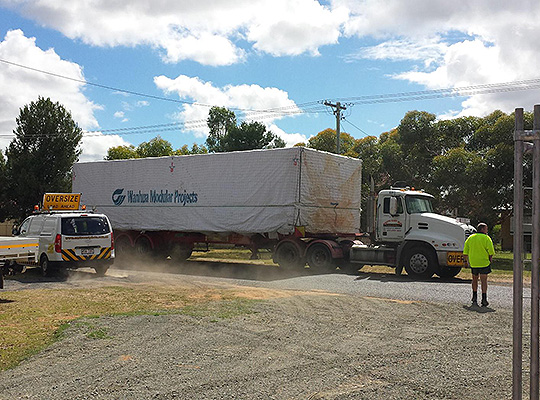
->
xmin=72 ymin=147 xmax=473 ymax=279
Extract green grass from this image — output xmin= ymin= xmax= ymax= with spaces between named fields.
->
xmin=190 ymin=248 xmax=276 ymax=265
xmin=0 ymin=285 xmax=260 ymax=371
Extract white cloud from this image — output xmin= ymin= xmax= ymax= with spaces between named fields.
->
xmin=113 ymin=111 xmax=125 ymax=119
xmin=1 ymin=0 xmax=346 ymax=66
xmin=79 ymin=134 xmax=131 ymax=162
xmin=0 ymin=29 xmax=126 ymax=160
xmin=337 ymin=0 xmax=540 ymax=116
xmin=154 ymin=74 xmax=304 ymax=145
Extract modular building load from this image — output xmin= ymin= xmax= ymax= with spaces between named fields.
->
xmin=73 ymin=147 xmax=473 ymax=278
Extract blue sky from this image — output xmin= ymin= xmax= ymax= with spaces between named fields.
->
xmin=0 ymin=1 xmax=539 ymax=161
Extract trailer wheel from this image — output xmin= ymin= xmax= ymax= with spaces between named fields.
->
xmin=115 ymin=236 xmax=132 ymax=257
xmin=169 ymin=244 xmax=193 ymax=262
xmin=135 ymin=237 xmax=152 ymax=257
xmin=306 ymin=243 xmax=336 ymax=273
xmin=275 ymin=242 xmax=305 ymax=270
xmin=403 ymin=246 xmax=436 ymax=279
xmin=437 ymin=266 xmax=461 ymax=279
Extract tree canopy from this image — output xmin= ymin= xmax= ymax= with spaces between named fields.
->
xmin=105 ymin=137 xmax=207 ymax=160
xmin=305 ymin=110 xmax=528 ymax=229
xmin=3 ymin=97 xmax=83 ymax=221
xmin=205 ymin=106 xmax=285 ymax=152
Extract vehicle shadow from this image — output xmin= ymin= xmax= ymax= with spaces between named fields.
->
xmin=114 ymin=258 xmax=314 ymax=282
xmin=3 ymin=260 xmax=473 ymax=285
xmin=354 ymin=269 xmax=471 ymax=285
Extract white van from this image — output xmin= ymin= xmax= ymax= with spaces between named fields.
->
xmin=15 ymin=211 xmax=115 ymax=276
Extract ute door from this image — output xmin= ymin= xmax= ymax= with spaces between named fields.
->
xmin=377 ymin=195 xmax=406 ymax=242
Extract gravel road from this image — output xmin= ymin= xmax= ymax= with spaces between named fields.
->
xmin=0 ymin=260 xmax=529 ymax=399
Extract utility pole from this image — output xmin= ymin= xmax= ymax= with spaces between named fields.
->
xmin=324 ymin=101 xmax=347 ymax=154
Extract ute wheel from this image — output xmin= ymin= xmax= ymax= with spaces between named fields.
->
xmin=306 ymin=243 xmax=336 ymax=273
xmin=275 ymin=241 xmax=305 ymax=270
xmin=94 ymin=264 xmax=110 ymax=277
xmin=40 ymin=255 xmax=53 ymax=277
xmin=135 ymin=237 xmax=153 ymax=257
xmin=437 ymin=266 xmax=461 ymax=279
xmin=403 ymin=246 xmax=436 ymax=279
xmin=169 ymin=244 xmax=193 ymax=262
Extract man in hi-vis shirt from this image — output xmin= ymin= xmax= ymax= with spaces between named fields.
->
xmin=463 ymin=222 xmax=495 ymax=307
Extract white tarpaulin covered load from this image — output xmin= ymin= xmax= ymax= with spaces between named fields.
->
xmin=73 ymin=147 xmax=362 ymax=235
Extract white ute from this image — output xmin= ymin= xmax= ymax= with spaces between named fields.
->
xmin=12 ymin=193 xmax=115 ymax=276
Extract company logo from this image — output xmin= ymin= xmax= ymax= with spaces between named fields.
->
xmin=112 ymin=188 xmax=126 ymax=206
xmin=111 ymin=188 xmax=198 ymax=206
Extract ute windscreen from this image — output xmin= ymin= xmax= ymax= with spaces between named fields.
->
xmin=61 ymin=217 xmax=110 ymax=235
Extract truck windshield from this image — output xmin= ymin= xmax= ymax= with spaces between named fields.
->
xmin=61 ymin=217 xmax=110 ymax=235
xmin=405 ymin=196 xmax=434 ymax=214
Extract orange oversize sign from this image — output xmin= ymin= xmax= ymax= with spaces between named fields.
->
xmin=43 ymin=193 xmax=81 ymax=210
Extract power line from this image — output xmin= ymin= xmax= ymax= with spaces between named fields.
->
xmin=342 ymin=117 xmax=372 ymax=138
xmin=0 ymin=58 xmax=321 ymax=115
xmin=4 ymin=57 xmax=540 ymax=139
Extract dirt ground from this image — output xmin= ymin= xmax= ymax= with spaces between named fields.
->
xmin=0 ymin=264 xmax=521 ymax=400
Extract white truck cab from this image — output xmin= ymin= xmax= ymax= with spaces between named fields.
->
xmin=373 ymin=187 xmax=475 ymax=277
xmin=13 ymin=194 xmax=115 ymax=276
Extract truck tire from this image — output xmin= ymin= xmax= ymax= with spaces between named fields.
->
xmin=115 ymin=236 xmax=132 ymax=258
xmin=437 ymin=266 xmax=461 ymax=279
xmin=403 ymin=245 xmax=436 ymax=279
xmin=275 ymin=242 xmax=305 ymax=270
xmin=135 ymin=237 xmax=153 ymax=257
xmin=169 ymin=244 xmax=193 ymax=262
xmin=306 ymin=243 xmax=336 ymax=273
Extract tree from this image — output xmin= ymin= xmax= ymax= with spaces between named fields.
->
xmin=105 ymin=145 xmax=137 ymax=160
xmin=222 ymin=121 xmax=284 ymax=151
xmin=307 ymin=128 xmax=355 ymax=155
xmin=205 ymin=106 xmax=285 ymax=152
xmin=206 ymin=107 xmax=237 ymax=153
xmin=173 ymin=143 xmax=208 ymax=155
xmin=0 ymin=152 xmax=10 ymax=221
xmin=5 ymin=97 xmax=83 ymax=221
xmin=136 ymin=136 xmax=173 ymax=158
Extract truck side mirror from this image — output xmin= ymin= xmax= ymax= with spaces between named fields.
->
xmin=389 ymin=197 xmax=398 ymax=216
xmin=12 ymin=225 xmax=19 ymax=236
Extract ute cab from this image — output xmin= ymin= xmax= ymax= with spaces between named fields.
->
xmin=13 ymin=193 xmax=115 ymax=276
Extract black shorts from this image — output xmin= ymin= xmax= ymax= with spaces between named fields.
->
xmin=471 ymin=265 xmax=492 ymax=275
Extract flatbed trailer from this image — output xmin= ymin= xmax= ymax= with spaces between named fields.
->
xmin=0 ymin=237 xmax=39 ymax=289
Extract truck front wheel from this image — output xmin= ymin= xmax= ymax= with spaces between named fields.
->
xmin=437 ymin=266 xmax=461 ymax=279
xmin=306 ymin=243 xmax=336 ymax=273
xmin=403 ymin=246 xmax=436 ymax=279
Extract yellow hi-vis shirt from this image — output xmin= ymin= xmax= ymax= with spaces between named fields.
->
xmin=463 ymin=232 xmax=495 ymax=268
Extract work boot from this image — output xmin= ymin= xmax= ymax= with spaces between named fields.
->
xmin=471 ymin=292 xmax=478 ymax=307
xmin=481 ymin=293 xmax=489 ymax=307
